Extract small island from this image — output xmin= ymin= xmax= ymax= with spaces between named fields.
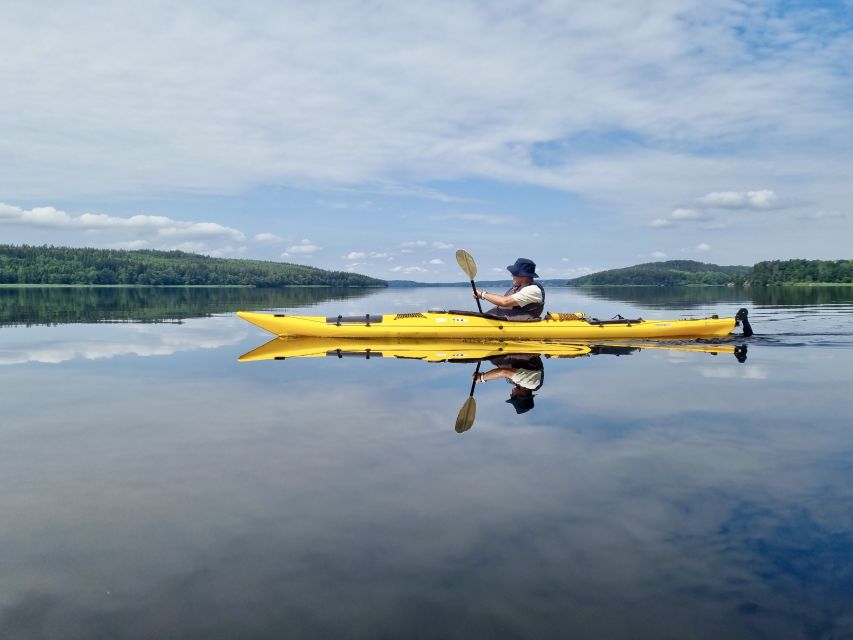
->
xmin=0 ymin=244 xmax=386 ymax=287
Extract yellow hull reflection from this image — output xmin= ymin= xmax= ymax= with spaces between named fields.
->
xmin=238 ymin=337 xmax=737 ymax=363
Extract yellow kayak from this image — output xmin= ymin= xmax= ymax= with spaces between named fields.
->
xmin=238 ymin=337 xmax=739 ymax=363
xmin=236 ymin=308 xmax=752 ymax=340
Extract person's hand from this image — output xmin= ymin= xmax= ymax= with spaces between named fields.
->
xmin=471 ymin=372 xmax=485 ymax=382
xmin=472 ymin=290 xmax=481 ymax=300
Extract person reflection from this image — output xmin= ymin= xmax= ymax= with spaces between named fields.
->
xmin=472 ymin=353 xmax=544 ymax=415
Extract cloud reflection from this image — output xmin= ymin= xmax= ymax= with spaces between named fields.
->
xmin=1 ymin=334 xmax=852 ymax=637
xmin=0 ymin=320 xmax=244 ymax=366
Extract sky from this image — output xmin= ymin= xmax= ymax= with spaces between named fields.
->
xmin=1 ymin=0 xmax=852 ymax=281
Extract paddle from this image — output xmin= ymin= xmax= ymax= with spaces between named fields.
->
xmin=455 ymin=249 xmax=483 ymax=314
xmin=455 ymin=361 xmax=481 ymax=433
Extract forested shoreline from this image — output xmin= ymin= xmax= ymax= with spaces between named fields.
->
xmin=567 ymin=260 xmax=750 ymax=286
xmin=0 ymin=245 xmax=386 ymax=287
xmin=567 ymin=259 xmax=853 ymax=286
xmin=747 ymin=260 xmax=853 ymax=285
xmin=0 ymin=286 xmax=375 ymax=327
xmin=2 ymin=246 xmax=850 ymax=288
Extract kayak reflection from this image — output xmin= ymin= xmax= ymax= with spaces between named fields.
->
xmin=239 ymin=338 xmax=747 ymax=432
xmin=238 ymin=337 xmax=593 ymax=363
xmin=238 ymin=337 xmax=744 ymax=364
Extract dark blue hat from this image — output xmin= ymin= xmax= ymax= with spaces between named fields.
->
xmin=507 ymin=258 xmax=538 ymax=278
xmin=506 ymin=394 xmax=535 ymax=414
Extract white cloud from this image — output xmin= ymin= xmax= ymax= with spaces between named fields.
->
xmin=564 ymin=266 xmax=593 ymax=277
xmin=650 ymin=251 xmax=667 ymax=259
xmin=369 ymin=252 xmax=391 ymax=259
xmin=318 ymin=200 xmax=375 ymax=210
xmin=670 ymin=208 xmax=710 ymax=221
xmin=157 ymin=222 xmax=245 ymax=240
xmin=170 ymin=242 xmax=208 ymax=253
xmin=344 ymin=251 xmax=367 ymax=260
xmin=695 ymin=243 xmax=711 ymax=252
xmin=428 ymin=258 xmax=444 ymax=265
xmin=390 ymin=265 xmax=428 ymax=274
xmin=208 ymin=245 xmax=247 ymax=258
xmin=108 ymin=240 xmax=150 ymax=250
xmin=432 ymin=242 xmax=454 ymax=250
xmin=0 ymin=202 xmax=245 ymax=241
xmin=1 ymin=4 xmax=852 ymax=263
xmin=696 ymin=190 xmax=778 ymax=210
xmin=402 ymin=240 xmax=428 ymax=248
xmin=651 ymin=190 xmax=779 ymax=228
xmin=282 ymin=239 xmax=321 ymax=257
xmin=433 ymin=213 xmax=520 ymax=225
xmin=0 ymin=321 xmax=242 ymax=366
xmin=2 ymin=3 xmax=849 ymax=206
xmin=255 ymin=232 xmax=283 ymax=243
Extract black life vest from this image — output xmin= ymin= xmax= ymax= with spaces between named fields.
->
xmin=487 ymin=281 xmax=545 ymax=320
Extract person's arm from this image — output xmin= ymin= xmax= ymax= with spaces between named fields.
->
xmin=472 ymin=290 xmax=519 ymax=308
xmin=472 ymin=367 xmax=517 ymax=382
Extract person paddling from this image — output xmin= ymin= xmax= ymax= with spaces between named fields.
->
xmin=473 ymin=258 xmax=544 ymax=320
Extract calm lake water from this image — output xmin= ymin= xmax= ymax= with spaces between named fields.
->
xmin=1 ymin=285 xmax=852 ymax=639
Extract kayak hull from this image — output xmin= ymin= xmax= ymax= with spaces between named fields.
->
xmin=237 ymin=310 xmax=740 ymax=340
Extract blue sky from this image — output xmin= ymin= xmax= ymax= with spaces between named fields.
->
xmin=1 ymin=1 xmax=852 ymax=281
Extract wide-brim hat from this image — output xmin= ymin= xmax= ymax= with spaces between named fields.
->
xmin=506 ymin=394 xmax=535 ymax=414
xmin=507 ymin=258 xmax=538 ymax=278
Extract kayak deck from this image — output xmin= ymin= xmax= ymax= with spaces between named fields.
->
xmin=237 ymin=308 xmax=750 ymax=340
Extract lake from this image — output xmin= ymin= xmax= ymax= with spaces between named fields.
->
xmin=1 ymin=285 xmax=852 ymax=639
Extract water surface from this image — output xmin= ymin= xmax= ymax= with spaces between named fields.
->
xmin=1 ymin=285 xmax=851 ymax=639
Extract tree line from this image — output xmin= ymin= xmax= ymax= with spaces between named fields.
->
xmin=0 ymin=286 xmax=375 ymax=327
xmin=567 ymin=259 xmax=853 ymax=286
xmin=747 ymin=260 xmax=853 ymax=285
xmin=0 ymin=245 xmax=386 ymax=287
xmin=567 ymin=260 xmax=751 ymax=286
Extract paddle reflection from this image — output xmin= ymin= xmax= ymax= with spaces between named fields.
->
xmin=239 ymin=338 xmax=747 ymax=432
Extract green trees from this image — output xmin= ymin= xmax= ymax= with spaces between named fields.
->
xmin=0 ymin=245 xmax=386 ymax=287
xmin=0 ymin=286 xmax=376 ymax=327
xmin=748 ymin=260 xmax=853 ymax=285
xmin=565 ymin=259 xmax=853 ymax=287
xmin=567 ymin=260 xmax=750 ymax=286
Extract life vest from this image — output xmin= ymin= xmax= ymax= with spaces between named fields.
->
xmin=487 ymin=281 xmax=545 ymax=320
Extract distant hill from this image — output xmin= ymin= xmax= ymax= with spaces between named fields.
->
xmin=567 ymin=260 xmax=751 ymax=286
xmin=0 ymin=245 xmax=386 ymax=287
xmin=747 ymin=259 xmax=853 ymax=285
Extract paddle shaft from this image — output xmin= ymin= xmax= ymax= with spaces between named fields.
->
xmin=469 ymin=280 xmax=484 ymax=314
xmin=469 ymin=361 xmax=481 ymax=396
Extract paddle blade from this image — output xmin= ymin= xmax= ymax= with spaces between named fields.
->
xmin=455 ymin=249 xmax=477 ymax=280
xmin=455 ymin=396 xmax=477 ymax=433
